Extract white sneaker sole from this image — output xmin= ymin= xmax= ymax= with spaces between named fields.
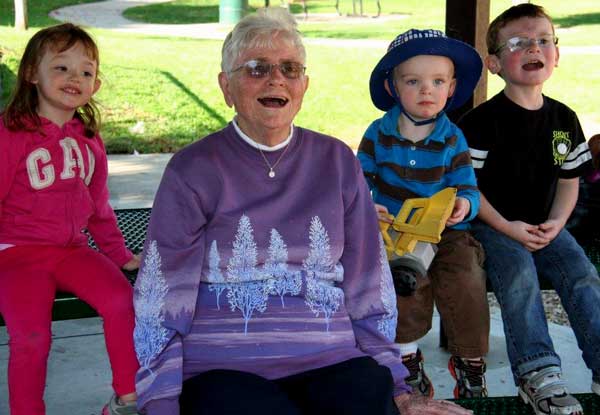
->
xmin=518 ymin=386 xmax=583 ymax=415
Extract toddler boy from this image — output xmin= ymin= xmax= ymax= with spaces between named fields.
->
xmin=358 ymin=29 xmax=489 ymax=399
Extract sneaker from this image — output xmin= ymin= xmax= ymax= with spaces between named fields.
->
xmin=402 ymin=349 xmax=434 ymax=397
xmin=448 ymin=356 xmax=488 ymax=398
xmin=102 ymin=395 xmax=139 ymax=415
xmin=518 ymin=366 xmax=583 ymax=415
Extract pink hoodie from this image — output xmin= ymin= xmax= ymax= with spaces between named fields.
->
xmin=0 ymin=117 xmax=132 ymax=267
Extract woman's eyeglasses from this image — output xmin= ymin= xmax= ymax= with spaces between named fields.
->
xmin=229 ymin=59 xmax=306 ymax=79
xmin=493 ymin=35 xmax=558 ymax=54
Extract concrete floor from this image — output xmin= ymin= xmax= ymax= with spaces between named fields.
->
xmin=0 ymin=308 xmax=595 ymax=414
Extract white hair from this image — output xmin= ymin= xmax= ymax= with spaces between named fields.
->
xmin=221 ymin=7 xmax=306 ymax=74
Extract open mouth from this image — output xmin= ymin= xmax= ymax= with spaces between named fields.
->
xmin=61 ymin=87 xmax=81 ymax=95
xmin=258 ymin=97 xmax=289 ymax=108
xmin=522 ymin=60 xmax=544 ymax=71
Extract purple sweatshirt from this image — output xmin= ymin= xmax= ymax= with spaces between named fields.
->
xmin=133 ymin=123 xmax=409 ymax=414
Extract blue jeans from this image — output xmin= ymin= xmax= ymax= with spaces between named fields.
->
xmin=471 ymin=221 xmax=600 ymax=384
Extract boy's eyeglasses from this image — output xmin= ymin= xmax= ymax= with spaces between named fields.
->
xmin=229 ymin=59 xmax=306 ymax=80
xmin=493 ymin=35 xmax=558 ymax=54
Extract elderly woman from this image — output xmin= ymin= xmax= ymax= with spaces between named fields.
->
xmin=133 ymin=8 xmax=472 ymax=415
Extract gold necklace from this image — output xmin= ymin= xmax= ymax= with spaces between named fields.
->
xmin=258 ymin=143 xmax=290 ymax=178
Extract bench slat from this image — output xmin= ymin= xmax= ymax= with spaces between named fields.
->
xmin=454 ymin=392 xmax=600 ymax=413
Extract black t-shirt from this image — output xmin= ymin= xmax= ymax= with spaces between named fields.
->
xmin=458 ymin=92 xmax=591 ymax=224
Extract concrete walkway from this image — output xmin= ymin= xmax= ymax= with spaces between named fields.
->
xmin=0 ymin=308 xmax=594 ymax=414
xmin=50 ymin=0 xmax=230 ymax=40
xmin=107 ymin=153 xmax=172 ymax=209
xmin=0 ymin=153 xmax=597 ymax=414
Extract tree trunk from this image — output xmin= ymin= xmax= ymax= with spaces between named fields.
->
xmin=14 ymin=0 xmax=28 ymax=31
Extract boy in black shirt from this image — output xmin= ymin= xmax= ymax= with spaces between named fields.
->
xmin=459 ymin=4 xmax=600 ymax=415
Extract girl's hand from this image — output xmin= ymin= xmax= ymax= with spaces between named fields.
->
xmin=394 ymin=393 xmax=473 ymax=415
xmin=122 ymin=254 xmax=141 ymax=271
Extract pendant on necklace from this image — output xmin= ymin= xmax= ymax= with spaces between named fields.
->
xmin=268 ymin=170 xmax=276 ymax=178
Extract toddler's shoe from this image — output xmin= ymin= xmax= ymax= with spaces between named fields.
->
xmin=448 ymin=356 xmax=488 ymax=398
xmin=518 ymin=366 xmax=583 ymax=415
xmin=402 ymin=349 xmax=434 ymax=397
xmin=102 ymin=394 xmax=139 ymax=415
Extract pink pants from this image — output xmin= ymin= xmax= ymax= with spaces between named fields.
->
xmin=0 ymin=245 xmax=139 ymax=415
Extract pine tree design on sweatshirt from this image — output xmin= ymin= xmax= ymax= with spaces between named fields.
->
xmin=207 ymin=240 xmax=228 ymax=310
xmin=226 ymin=215 xmax=273 ymax=334
xmin=134 ymin=240 xmax=170 ymax=372
xmin=264 ymin=229 xmax=302 ymax=307
xmin=303 ymin=216 xmax=344 ymax=332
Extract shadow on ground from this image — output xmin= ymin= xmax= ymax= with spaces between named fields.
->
xmin=100 ymin=65 xmax=226 ymax=154
xmin=555 ymin=12 xmax=600 ymax=28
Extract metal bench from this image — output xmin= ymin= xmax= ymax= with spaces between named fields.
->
xmin=453 ymin=392 xmax=600 ymax=413
xmin=0 ymin=208 xmax=151 ymax=326
xmin=2 ymin=203 xmax=598 ymax=325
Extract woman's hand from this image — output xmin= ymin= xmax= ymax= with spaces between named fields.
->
xmin=122 ymin=254 xmax=141 ymax=271
xmin=394 ymin=393 xmax=473 ymax=415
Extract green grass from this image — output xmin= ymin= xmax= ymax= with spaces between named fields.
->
xmin=122 ymin=0 xmax=258 ymax=24
xmin=1 ymin=0 xmax=600 ymax=153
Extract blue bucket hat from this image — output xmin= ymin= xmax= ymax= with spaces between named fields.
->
xmin=370 ymin=29 xmax=483 ymax=113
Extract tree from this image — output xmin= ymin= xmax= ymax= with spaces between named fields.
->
xmin=226 ymin=215 xmax=272 ymax=334
xmin=227 ymin=215 xmax=258 ymax=281
xmin=207 ymin=240 xmax=227 ymax=310
xmin=14 ymin=0 xmax=28 ymax=30
xmin=264 ymin=229 xmax=301 ymax=307
xmin=134 ymin=240 xmax=170 ymax=372
xmin=303 ymin=216 xmax=343 ymax=332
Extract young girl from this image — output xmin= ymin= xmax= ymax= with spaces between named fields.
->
xmin=0 ymin=23 xmax=140 ymax=415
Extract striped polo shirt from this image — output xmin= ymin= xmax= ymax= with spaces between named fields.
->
xmin=358 ymin=105 xmax=479 ymax=230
